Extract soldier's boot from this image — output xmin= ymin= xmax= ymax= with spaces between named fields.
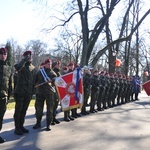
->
xmin=135 ymin=93 xmax=139 ymax=100
xmin=46 ymin=122 xmax=51 ymax=131
xmin=53 ymin=117 xmax=60 ymax=124
xmin=14 ymin=127 xmax=23 ymax=135
xmin=74 ymin=108 xmax=81 ymax=117
xmin=71 ymin=109 xmax=77 ymax=118
xmin=64 ymin=111 xmax=70 ymax=122
xmin=33 ymin=120 xmax=41 ymax=129
xmin=20 ymin=122 xmax=29 ymax=133
xmin=14 ymin=121 xmax=23 ymax=135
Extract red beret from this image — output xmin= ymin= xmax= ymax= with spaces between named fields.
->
xmin=68 ymin=62 xmax=74 ymax=66
xmin=44 ymin=59 xmax=52 ymax=64
xmin=40 ymin=62 xmax=45 ymax=66
xmin=63 ymin=67 xmax=68 ymax=71
xmin=109 ymin=73 xmax=114 ymax=77
xmin=0 ymin=47 xmax=7 ymax=54
xmin=93 ymin=70 xmax=98 ymax=73
xmin=23 ymin=50 xmax=32 ymax=56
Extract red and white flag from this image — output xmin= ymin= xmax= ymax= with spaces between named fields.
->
xmin=142 ymin=80 xmax=150 ymax=96
xmin=55 ymin=68 xmax=83 ymax=111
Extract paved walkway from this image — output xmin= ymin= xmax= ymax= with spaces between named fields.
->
xmin=1 ymin=91 xmax=150 ymax=150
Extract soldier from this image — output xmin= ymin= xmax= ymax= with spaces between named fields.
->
xmin=89 ymin=70 xmax=99 ymax=113
xmin=0 ymin=47 xmax=12 ymax=143
xmin=33 ymin=59 xmax=57 ymax=131
xmin=108 ymin=73 xmax=116 ymax=107
xmin=51 ymin=60 xmax=61 ymax=125
xmin=103 ymin=72 xmax=110 ymax=109
xmin=81 ymin=67 xmax=91 ymax=115
xmin=97 ymin=71 xmax=105 ymax=111
xmin=13 ymin=50 xmax=37 ymax=135
xmin=117 ymin=74 xmax=124 ymax=105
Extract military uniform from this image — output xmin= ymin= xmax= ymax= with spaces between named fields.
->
xmin=90 ymin=70 xmax=99 ymax=113
xmin=0 ymin=47 xmax=12 ymax=143
xmin=14 ymin=51 xmax=37 ymax=135
xmin=33 ymin=59 xmax=57 ymax=131
xmin=81 ymin=69 xmax=91 ymax=115
xmin=51 ymin=61 xmax=61 ymax=125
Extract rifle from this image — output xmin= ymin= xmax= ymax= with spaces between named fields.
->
xmin=35 ymin=81 xmax=56 ymax=93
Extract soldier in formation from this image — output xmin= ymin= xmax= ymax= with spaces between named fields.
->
xmin=13 ymin=50 xmax=37 ymax=135
xmin=0 ymin=47 xmax=12 ymax=143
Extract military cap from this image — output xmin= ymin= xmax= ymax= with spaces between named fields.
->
xmin=0 ymin=47 xmax=7 ymax=54
xmin=63 ymin=66 xmax=68 ymax=71
xmin=23 ymin=50 xmax=32 ymax=57
xmin=44 ymin=58 xmax=52 ymax=64
xmin=68 ymin=62 xmax=74 ymax=66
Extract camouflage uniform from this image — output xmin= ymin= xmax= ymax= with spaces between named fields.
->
xmin=51 ymin=66 xmax=61 ymax=125
xmin=33 ymin=67 xmax=57 ymax=131
xmin=14 ymin=53 xmax=37 ymax=135
xmin=90 ymin=71 xmax=99 ymax=113
xmin=81 ymin=70 xmax=91 ymax=115
xmin=0 ymin=59 xmax=12 ymax=142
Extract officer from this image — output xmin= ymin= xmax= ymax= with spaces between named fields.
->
xmin=51 ymin=60 xmax=61 ymax=125
xmin=13 ymin=50 xmax=37 ymax=135
xmin=33 ymin=59 xmax=57 ymax=131
xmin=0 ymin=47 xmax=12 ymax=143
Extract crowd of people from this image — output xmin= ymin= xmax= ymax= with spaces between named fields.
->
xmin=0 ymin=47 xmax=141 ymax=144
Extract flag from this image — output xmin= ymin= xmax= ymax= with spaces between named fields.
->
xmin=115 ymin=59 xmax=122 ymax=67
xmin=55 ymin=67 xmax=83 ymax=111
xmin=142 ymin=80 xmax=150 ymax=96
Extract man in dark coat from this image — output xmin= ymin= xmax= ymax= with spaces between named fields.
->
xmin=0 ymin=47 xmax=12 ymax=143
xmin=13 ymin=50 xmax=37 ymax=135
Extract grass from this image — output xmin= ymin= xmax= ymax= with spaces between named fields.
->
xmin=7 ymin=97 xmax=36 ymax=110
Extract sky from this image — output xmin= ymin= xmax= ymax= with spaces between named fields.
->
xmin=0 ymin=0 xmax=43 ymax=45
xmin=0 ymin=0 xmax=150 ymax=47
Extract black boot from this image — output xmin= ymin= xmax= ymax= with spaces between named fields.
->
xmin=14 ymin=128 xmax=23 ymax=135
xmin=20 ymin=126 xmax=29 ymax=133
xmin=46 ymin=125 xmax=51 ymax=131
xmin=33 ymin=120 xmax=41 ymax=129
xmin=54 ymin=118 xmax=60 ymax=124
xmin=0 ymin=136 xmax=6 ymax=143
xmin=64 ymin=111 xmax=70 ymax=122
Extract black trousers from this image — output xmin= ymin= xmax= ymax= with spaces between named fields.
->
xmin=14 ymin=94 xmax=31 ymax=128
xmin=0 ymin=98 xmax=7 ymax=131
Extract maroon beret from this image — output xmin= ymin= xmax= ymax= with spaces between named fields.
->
xmin=0 ymin=47 xmax=7 ymax=54
xmin=44 ymin=59 xmax=52 ymax=64
xmin=68 ymin=62 xmax=74 ymax=66
xmin=23 ymin=50 xmax=32 ymax=57
xmin=63 ymin=67 xmax=68 ymax=71
xmin=93 ymin=70 xmax=98 ymax=73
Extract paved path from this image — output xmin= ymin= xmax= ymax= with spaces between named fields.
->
xmin=1 ymin=91 xmax=150 ymax=150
